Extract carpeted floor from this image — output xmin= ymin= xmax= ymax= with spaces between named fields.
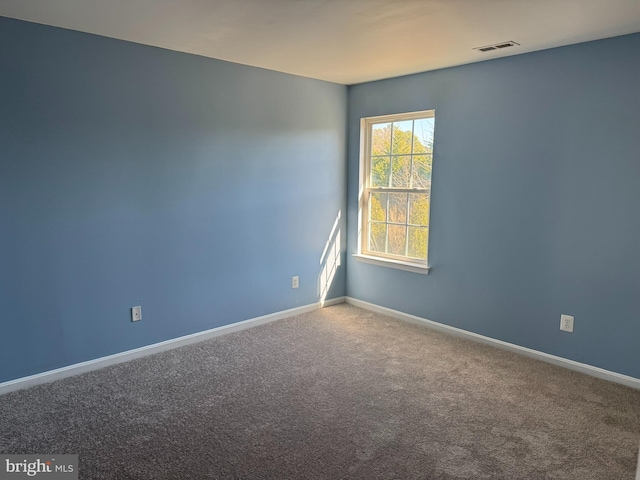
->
xmin=1 ymin=303 xmax=639 ymax=479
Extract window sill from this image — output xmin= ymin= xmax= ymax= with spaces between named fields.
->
xmin=353 ymin=253 xmax=431 ymax=275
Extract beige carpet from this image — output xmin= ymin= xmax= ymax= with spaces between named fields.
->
xmin=1 ymin=303 xmax=639 ymax=479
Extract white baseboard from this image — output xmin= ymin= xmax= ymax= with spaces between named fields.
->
xmin=321 ymin=296 xmax=346 ymax=307
xmin=8 ymin=295 xmax=634 ymax=395
xmin=345 ymin=297 xmax=640 ymax=390
xmin=0 ymin=297 xmax=346 ymax=396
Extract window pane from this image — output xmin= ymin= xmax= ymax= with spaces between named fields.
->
xmin=371 ymin=123 xmax=391 ymax=156
xmin=408 ymin=194 xmax=430 ymax=226
xmin=369 ymin=223 xmax=387 ymax=253
xmin=408 ymin=226 xmax=428 ymax=259
xmin=371 ymin=156 xmax=390 ymax=187
xmin=369 ymin=192 xmax=387 ymax=222
xmin=391 ymin=120 xmax=413 ymax=154
xmin=388 ymin=193 xmax=407 ymax=224
xmin=413 ymin=118 xmax=434 ymax=154
xmin=411 ymin=154 xmax=432 ymax=189
xmin=361 ymin=111 xmax=434 ymax=266
xmin=388 ymin=225 xmax=407 ymax=256
xmin=391 ymin=155 xmax=411 ymax=187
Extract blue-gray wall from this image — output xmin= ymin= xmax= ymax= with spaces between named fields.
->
xmin=347 ymin=33 xmax=640 ymax=378
xmin=0 ymin=17 xmax=347 ymax=383
xmin=2 ymin=15 xmax=639 ymax=385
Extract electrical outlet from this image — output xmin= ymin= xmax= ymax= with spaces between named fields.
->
xmin=291 ymin=276 xmax=299 ymax=289
xmin=131 ymin=306 xmax=142 ymax=322
xmin=560 ymin=314 xmax=574 ymax=333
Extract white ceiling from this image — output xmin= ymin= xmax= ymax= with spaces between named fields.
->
xmin=1 ymin=0 xmax=639 ymax=85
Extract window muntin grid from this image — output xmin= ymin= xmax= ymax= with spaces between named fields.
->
xmin=361 ymin=111 xmax=434 ymax=265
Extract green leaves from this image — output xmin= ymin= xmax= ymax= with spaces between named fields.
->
xmin=370 ymin=123 xmax=432 ymax=188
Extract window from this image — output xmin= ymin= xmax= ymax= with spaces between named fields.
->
xmin=356 ymin=110 xmax=435 ymax=274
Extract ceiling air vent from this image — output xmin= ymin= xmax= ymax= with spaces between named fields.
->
xmin=474 ymin=41 xmax=520 ymax=53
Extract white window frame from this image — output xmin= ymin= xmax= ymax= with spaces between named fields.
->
xmin=354 ymin=110 xmax=435 ymax=274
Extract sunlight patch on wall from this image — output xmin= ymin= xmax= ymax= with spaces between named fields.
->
xmin=319 ymin=211 xmax=341 ymax=307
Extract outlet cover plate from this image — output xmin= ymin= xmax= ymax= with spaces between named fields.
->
xmin=132 ymin=306 xmax=142 ymax=322
xmin=560 ymin=314 xmax=574 ymax=332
